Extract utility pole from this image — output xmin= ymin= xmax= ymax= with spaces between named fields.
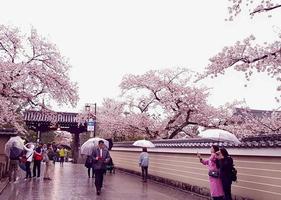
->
xmin=94 ymin=103 xmax=97 ymax=137
xmin=86 ymin=103 xmax=97 ymax=138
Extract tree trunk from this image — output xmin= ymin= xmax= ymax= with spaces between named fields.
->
xmin=72 ymin=133 xmax=80 ymax=164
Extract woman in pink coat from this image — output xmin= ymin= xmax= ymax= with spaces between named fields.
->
xmin=198 ymin=145 xmax=224 ymax=200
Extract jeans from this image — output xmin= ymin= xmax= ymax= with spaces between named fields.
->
xmin=95 ymin=169 xmax=105 ymax=191
xmin=88 ymin=167 xmax=95 ymax=178
xmin=26 ymin=161 xmax=32 ymax=178
xmin=9 ymin=160 xmax=19 ymax=181
xmin=33 ymin=160 xmax=41 ymax=177
xmin=141 ymin=166 xmax=148 ymax=181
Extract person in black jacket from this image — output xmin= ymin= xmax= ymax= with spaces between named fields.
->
xmin=218 ymin=148 xmax=233 ymax=200
xmin=92 ymin=140 xmax=111 ymax=196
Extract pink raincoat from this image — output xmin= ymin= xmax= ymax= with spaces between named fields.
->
xmin=201 ymin=153 xmax=224 ymax=197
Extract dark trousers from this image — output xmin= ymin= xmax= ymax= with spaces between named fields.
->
xmin=25 ymin=161 xmax=32 ymax=178
xmin=33 ymin=160 xmax=41 ymax=177
xmin=213 ymin=197 xmax=224 ymax=200
xmin=222 ymin=182 xmax=232 ymax=200
xmin=95 ymin=169 xmax=105 ymax=191
xmin=88 ymin=167 xmax=95 ymax=178
xmin=141 ymin=166 xmax=148 ymax=181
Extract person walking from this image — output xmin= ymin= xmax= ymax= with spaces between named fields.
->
xmin=43 ymin=144 xmax=53 ymax=180
xmin=58 ymin=147 xmax=66 ymax=167
xmin=23 ymin=144 xmax=34 ymax=180
xmin=197 ymin=145 xmax=224 ymax=200
xmin=52 ymin=143 xmax=57 ymax=164
xmin=33 ymin=143 xmax=43 ymax=178
xmin=85 ymin=155 xmax=94 ymax=178
xmin=218 ymin=148 xmax=234 ymax=200
xmin=92 ymin=140 xmax=111 ymax=196
xmin=8 ymin=142 xmax=21 ymax=182
xmin=139 ymin=147 xmax=149 ymax=182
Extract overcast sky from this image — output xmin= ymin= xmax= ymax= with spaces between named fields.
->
xmin=1 ymin=0 xmax=281 ymax=112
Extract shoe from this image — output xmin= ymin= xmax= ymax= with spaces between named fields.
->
xmin=96 ymin=189 xmax=101 ymax=195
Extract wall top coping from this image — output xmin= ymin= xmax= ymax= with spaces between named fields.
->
xmin=112 ymin=147 xmax=281 ymax=157
xmin=114 ymin=134 xmax=281 ymax=149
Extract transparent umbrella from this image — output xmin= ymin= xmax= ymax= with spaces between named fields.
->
xmin=198 ymin=129 xmax=241 ymax=144
xmin=133 ymin=139 xmax=155 ymax=148
xmin=80 ymin=137 xmax=109 ymax=156
xmin=5 ymin=136 xmax=25 ymax=157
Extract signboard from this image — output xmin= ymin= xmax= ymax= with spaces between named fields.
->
xmin=87 ymin=118 xmax=95 ymax=132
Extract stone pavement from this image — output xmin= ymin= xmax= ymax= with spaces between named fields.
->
xmin=0 ymin=163 xmax=207 ymax=200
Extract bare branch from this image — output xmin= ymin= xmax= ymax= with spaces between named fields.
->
xmin=250 ymin=4 xmax=281 ymax=16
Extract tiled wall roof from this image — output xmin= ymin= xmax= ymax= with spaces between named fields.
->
xmin=24 ymin=111 xmax=79 ymax=123
xmin=114 ymin=135 xmax=281 ymax=149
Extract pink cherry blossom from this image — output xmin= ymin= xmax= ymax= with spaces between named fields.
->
xmin=0 ymin=25 xmax=78 ymax=132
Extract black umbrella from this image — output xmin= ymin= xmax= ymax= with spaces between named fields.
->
xmin=58 ymin=144 xmax=71 ymax=150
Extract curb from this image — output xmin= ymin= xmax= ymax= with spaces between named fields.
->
xmin=116 ymin=168 xmax=209 ymax=199
xmin=0 ymin=178 xmax=9 ymax=195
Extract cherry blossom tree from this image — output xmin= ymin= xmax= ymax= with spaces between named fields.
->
xmin=204 ymin=1 xmax=281 ymax=99
xmin=227 ymin=0 xmax=281 ymax=20
xmin=200 ymin=1 xmax=281 ymax=136
xmin=0 ymin=25 xmax=78 ymax=131
xmin=108 ymin=68 xmax=234 ymax=139
xmin=220 ymin=107 xmax=281 ymax=136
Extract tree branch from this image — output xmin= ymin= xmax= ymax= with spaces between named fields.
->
xmin=250 ymin=4 xmax=281 ymax=16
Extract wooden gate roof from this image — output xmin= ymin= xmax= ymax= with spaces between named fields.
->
xmin=24 ymin=110 xmax=79 ymax=123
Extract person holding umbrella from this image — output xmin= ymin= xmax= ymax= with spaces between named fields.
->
xmin=5 ymin=136 xmax=25 ymax=182
xmin=92 ymin=140 xmax=111 ymax=196
xmin=8 ymin=142 xmax=22 ymax=182
xmin=133 ymin=139 xmax=155 ymax=182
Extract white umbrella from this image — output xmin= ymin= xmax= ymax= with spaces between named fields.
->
xmin=80 ymin=137 xmax=109 ymax=156
xmin=4 ymin=136 xmax=25 ymax=157
xmin=133 ymin=139 xmax=155 ymax=148
xmin=198 ymin=129 xmax=241 ymax=144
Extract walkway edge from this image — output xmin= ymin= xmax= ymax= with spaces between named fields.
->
xmin=116 ymin=167 xmax=255 ymax=200
xmin=0 ymin=178 xmax=9 ymax=195
xmin=116 ymin=167 xmax=209 ymax=199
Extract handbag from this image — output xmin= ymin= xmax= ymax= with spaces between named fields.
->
xmin=208 ymin=170 xmax=220 ymax=178
xmin=20 ymin=153 xmax=32 ymax=163
xmin=20 ymin=155 xmax=27 ymax=163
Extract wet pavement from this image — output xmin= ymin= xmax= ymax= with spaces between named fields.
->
xmin=1 ymin=163 xmax=207 ymax=200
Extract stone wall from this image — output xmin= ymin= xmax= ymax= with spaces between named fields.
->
xmin=111 ymin=147 xmax=281 ymax=200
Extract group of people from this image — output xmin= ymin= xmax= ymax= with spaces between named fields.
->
xmin=198 ymin=145 xmax=235 ymax=200
xmin=9 ymin=142 xmax=68 ymax=182
xmin=9 ymin=139 xmax=235 ymax=199
xmin=136 ymin=145 xmax=234 ymax=200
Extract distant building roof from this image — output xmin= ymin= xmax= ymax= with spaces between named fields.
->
xmin=0 ymin=129 xmax=17 ymax=136
xmin=24 ymin=111 xmax=79 ymax=123
xmin=234 ymin=108 xmax=277 ymax=118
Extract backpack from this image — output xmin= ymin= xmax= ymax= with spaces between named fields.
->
xmin=47 ymin=150 xmax=55 ymax=160
xmin=231 ymin=166 xmax=237 ymax=182
xmin=34 ymin=152 xmax=43 ymax=161
xmin=85 ymin=156 xmax=93 ymax=168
